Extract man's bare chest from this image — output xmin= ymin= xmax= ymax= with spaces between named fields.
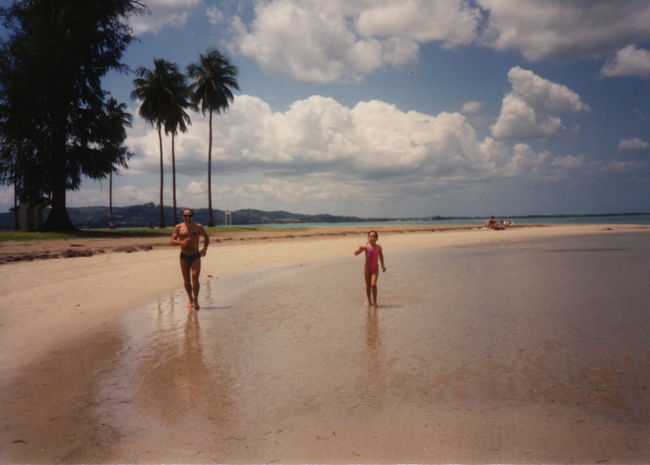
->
xmin=179 ymin=224 xmax=200 ymax=239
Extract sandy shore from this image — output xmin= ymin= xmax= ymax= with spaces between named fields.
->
xmin=1 ymin=223 xmax=648 ymax=463
xmin=0 ymin=223 xmax=634 ymax=375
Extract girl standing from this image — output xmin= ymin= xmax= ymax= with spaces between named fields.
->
xmin=354 ymin=231 xmax=386 ymax=306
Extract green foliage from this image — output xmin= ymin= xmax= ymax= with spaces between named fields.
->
xmin=131 ymin=59 xmax=190 ymax=131
xmin=131 ymin=58 xmax=193 ymax=228
xmin=187 ymin=49 xmax=240 ymax=116
xmin=187 ymin=49 xmax=239 ymax=226
xmin=0 ymin=0 xmax=144 ymax=230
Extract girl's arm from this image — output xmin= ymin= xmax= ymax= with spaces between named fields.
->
xmin=354 ymin=244 xmax=366 ymax=256
xmin=379 ymin=246 xmax=386 ymax=271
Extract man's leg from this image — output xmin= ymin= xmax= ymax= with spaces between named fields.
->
xmin=190 ymin=258 xmax=201 ymax=309
xmin=180 ymin=258 xmax=194 ymax=308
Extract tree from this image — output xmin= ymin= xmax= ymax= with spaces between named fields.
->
xmin=101 ymin=98 xmax=133 ymax=228
xmin=0 ymin=0 xmax=144 ymax=231
xmin=187 ymin=49 xmax=239 ymax=226
xmin=163 ymin=69 xmax=191 ymax=226
xmin=131 ymin=59 xmax=186 ymax=228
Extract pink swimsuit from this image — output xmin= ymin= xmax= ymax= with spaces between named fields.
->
xmin=364 ymin=244 xmax=381 ymax=272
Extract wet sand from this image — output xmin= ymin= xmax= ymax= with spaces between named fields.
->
xmin=1 ymin=225 xmax=649 ymax=463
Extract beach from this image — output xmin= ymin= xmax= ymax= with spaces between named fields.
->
xmin=1 ymin=224 xmax=649 ymax=463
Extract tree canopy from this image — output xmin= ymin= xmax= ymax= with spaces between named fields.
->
xmin=131 ymin=58 xmax=191 ymax=228
xmin=187 ymin=49 xmax=239 ymax=226
xmin=0 ymin=0 xmax=144 ymax=230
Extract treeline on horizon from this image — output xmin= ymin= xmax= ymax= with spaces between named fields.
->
xmin=1 ymin=203 xmax=647 ymax=231
xmin=0 ymin=203 xmax=373 ymax=230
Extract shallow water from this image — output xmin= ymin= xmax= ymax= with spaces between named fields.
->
xmin=3 ymin=232 xmax=650 ymax=463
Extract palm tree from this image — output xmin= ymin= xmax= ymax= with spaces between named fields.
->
xmin=163 ymin=71 xmax=191 ymax=225
xmin=102 ymin=98 xmax=132 ymax=229
xmin=131 ymin=58 xmax=182 ymax=228
xmin=187 ymin=49 xmax=239 ymax=226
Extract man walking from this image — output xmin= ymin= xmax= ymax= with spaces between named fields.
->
xmin=171 ymin=209 xmax=210 ymax=309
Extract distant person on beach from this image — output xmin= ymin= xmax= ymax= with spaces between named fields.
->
xmin=171 ymin=208 xmax=210 ymax=310
xmin=484 ymin=216 xmax=497 ymax=229
xmin=354 ymin=231 xmax=386 ymax=306
xmin=495 ymin=220 xmax=512 ymax=230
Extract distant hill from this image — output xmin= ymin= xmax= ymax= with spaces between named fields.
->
xmin=0 ymin=203 xmax=375 ymax=229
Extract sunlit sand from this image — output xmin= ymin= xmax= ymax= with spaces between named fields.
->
xmin=1 ymin=224 xmax=649 ymax=463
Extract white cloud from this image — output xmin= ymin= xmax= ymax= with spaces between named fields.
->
xmin=228 ymin=0 xmax=481 ymax=83
xmin=356 ymin=0 xmax=481 ymax=48
xmin=186 ymin=181 xmax=205 ymax=195
xmin=601 ymin=45 xmax=650 ymax=78
xmin=491 ymin=67 xmax=589 ymax=140
xmin=67 ymin=184 xmax=159 ymax=208
xmin=206 ymin=6 xmax=224 ymax=25
xmin=3 ymin=93 xmax=644 ymax=215
xmin=0 ymin=186 xmax=14 ymax=209
xmin=130 ymin=0 xmax=201 ymax=35
xmin=461 ymin=101 xmax=483 ymax=115
xmin=125 ymin=92 xmax=629 ymax=211
xmin=212 ymin=177 xmax=365 ymax=211
xmin=478 ymin=0 xmax=650 ymax=61
xmin=601 ymin=160 xmax=646 ymax=173
xmin=618 ymin=137 xmax=650 ymax=150
xmin=221 ymin=0 xmax=650 ymax=83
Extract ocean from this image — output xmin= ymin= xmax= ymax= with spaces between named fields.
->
xmin=244 ymin=213 xmax=650 ymax=228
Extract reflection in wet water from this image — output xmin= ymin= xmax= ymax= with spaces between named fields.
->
xmin=3 ymin=233 xmax=650 ymax=463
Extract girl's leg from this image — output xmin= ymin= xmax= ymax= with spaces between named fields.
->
xmin=364 ymin=269 xmax=372 ymax=305
xmin=370 ymin=272 xmax=379 ymax=305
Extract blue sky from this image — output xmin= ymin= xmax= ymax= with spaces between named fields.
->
xmin=3 ymin=0 xmax=650 ymax=218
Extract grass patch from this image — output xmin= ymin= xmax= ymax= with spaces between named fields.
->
xmin=0 ymin=225 xmax=298 ymax=242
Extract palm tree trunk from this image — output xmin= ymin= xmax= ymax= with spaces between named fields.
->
xmin=172 ymin=131 xmax=178 ymax=225
xmin=208 ymin=110 xmax=214 ymax=226
xmin=42 ymin=141 xmax=74 ymax=231
xmin=109 ymin=171 xmax=115 ymax=229
xmin=43 ymin=179 xmax=74 ymax=231
xmin=158 ymin=124 xmax=165 ymax=228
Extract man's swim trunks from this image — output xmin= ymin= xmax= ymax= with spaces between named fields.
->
xmin=180 ymin=252 xmax=201 ymax=265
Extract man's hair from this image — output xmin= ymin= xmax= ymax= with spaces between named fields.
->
xmin=183 ymin=208 xmax=195 ymax=215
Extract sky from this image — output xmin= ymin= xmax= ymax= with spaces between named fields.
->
xmin=2 ymin=0 xmax=650 ymax=218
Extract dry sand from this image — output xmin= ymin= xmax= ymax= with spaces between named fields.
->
xmin=1 ymin=223 xmax=648 ymax=463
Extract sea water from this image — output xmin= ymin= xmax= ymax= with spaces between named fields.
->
xmin=98 ymin=230 xmax=650 ymax=461
xmin=243 ymin=213 xmax=650 ymax=228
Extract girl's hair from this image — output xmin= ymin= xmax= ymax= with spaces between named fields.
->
xmin=368 ymin=230 xmax=379 ymax=239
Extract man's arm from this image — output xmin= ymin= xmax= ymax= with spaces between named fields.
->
xmin=170 ymin=225 xmax=185 ymax=247
xmin=200 ymin=226 xmax=210 ymax=256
